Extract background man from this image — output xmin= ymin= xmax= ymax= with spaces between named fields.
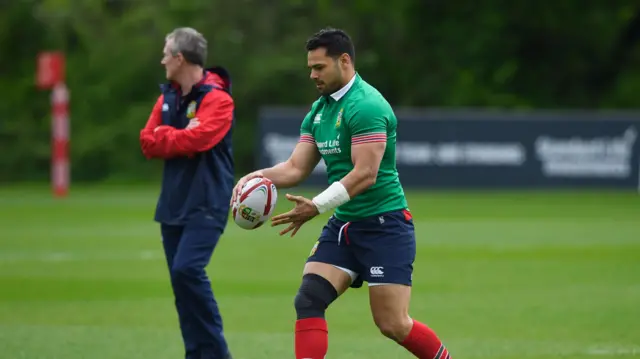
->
xmin=140 ymin=27 xmax=235 ymax=359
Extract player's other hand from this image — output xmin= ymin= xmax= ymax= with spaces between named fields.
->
xmin=271 ymin=194 xmax=319 ymax=237
xmin=230 ymin=170 xmax=264 ymax=206
xmin=186 ymin=118 xmax=200 ymax=129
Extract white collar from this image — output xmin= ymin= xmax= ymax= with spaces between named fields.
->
xmin=330 ymin=74 xmax=356 ymax=101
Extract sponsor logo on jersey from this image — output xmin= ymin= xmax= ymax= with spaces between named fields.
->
xmin=316 ymin=134 xmax=341 ymax=155
xmin=335 ymin=108 xmax=343 ymax=128
xmin=186 ymin=101 xmax=197 ymax=119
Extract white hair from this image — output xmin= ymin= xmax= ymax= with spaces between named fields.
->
xmin=165 ymin=27 xmax=207 ymax=66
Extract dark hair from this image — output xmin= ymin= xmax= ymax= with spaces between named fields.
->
xmin=305 ymin=27 xmax=355 ymax=63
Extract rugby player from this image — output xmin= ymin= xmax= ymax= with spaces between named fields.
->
xmin=232 ymin=28 xmax=451 ymax=359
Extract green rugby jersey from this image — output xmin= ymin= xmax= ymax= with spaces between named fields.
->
xmin=299 ymin=73 xmax=408 ymax=222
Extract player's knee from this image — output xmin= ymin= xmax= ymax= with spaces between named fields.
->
xmin=375 ymin=316 xmax=413 ymax=342
xmin=170 ymin=262 xmax=201 ymax=280
xmin=294 ymin=273 xmax=339 ymax=319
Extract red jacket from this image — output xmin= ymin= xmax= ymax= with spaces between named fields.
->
xmin=139 ymin=71 xmax=234 ymax=159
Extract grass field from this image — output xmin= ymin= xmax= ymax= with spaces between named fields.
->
xmin=0 ymin=184 xmax=639 ymax=359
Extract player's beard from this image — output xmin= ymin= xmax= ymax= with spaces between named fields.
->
xmin=321 ymin=64 xmax=343 ymax=95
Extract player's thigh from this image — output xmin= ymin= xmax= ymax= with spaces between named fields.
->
xmin=304 ymin=216 xmax=361 ymax=295
xmin=353 ymin=210 xmax=416 ymax=338
xmin=353 ymin=210 xmax=416 ymax=288
xmin=368 ymin=283 xmax=412 ymax=330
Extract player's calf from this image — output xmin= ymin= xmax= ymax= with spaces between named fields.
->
xmin=294 ymin=261 xmax=354 ymax=359
xmin=293 ymin=272 xmax=339 ymax=359
xmin=401 ymin=320 xmax=451 ymax=359
xmin=370 ymin=284 xmax=451 ymax=359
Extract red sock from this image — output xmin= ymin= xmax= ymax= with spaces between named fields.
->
xmin=295 ymin=318 xmax=328 ymax=359
xmin=400 ymin=320 xmax=450 ymax=359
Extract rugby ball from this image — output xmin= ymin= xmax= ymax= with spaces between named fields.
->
xmin=232 ymin=177 xmax=278 ymax=230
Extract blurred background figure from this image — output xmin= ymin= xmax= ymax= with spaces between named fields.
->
xmin=0 ymin=1 xmax=638 ymax=359
xmin=140 ymin=27 xmax=235 ymax=359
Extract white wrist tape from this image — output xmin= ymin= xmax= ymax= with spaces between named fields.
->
xmin=312 ymin=181 xmax=351 ymax=214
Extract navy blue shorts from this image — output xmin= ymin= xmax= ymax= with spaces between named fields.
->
xmin=306 ymin=209 xmax=416 ymax=288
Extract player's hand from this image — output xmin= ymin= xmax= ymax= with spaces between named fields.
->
xmin=186 ymin=118 xmax=200 ymax=129
xmin=230 ymin=170 xmax=264 ymax=206
xmin=153 ymin=125 xmax=172 ymax=134
xmin=271 ymin=194 xmax=319 ymax=237
xmin=276 ymin=220 xmax=306 ymax=238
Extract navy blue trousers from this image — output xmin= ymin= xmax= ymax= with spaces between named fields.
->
xmin=160 ymin=212 xmax=229 ymax=359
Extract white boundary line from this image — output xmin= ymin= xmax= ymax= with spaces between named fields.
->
xmin=0 ymin=250 xmax=163 ymax=263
